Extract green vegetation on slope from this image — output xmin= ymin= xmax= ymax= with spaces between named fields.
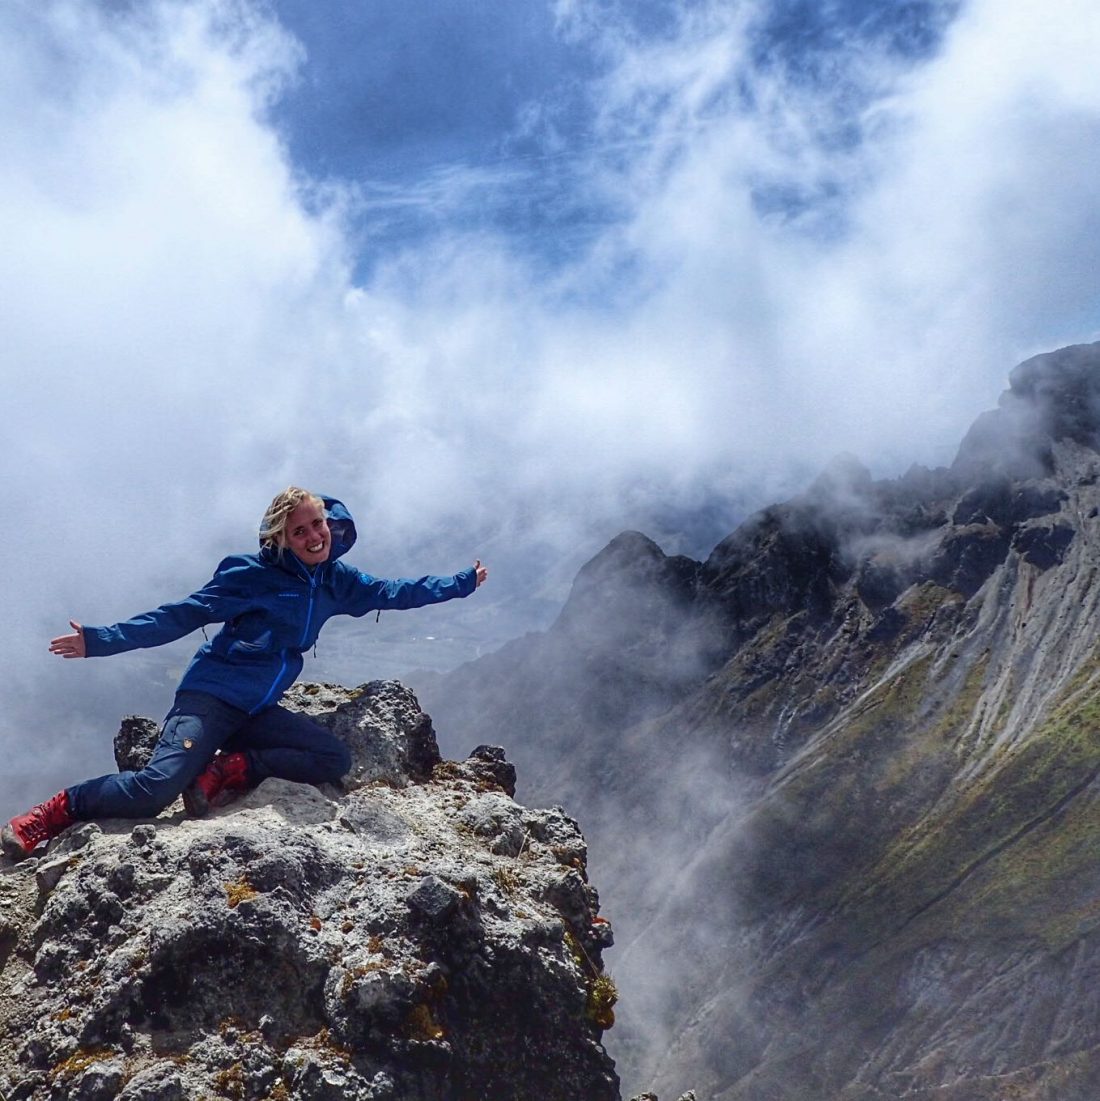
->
xmin=842 ymin=646 xmax=1100 ymax=951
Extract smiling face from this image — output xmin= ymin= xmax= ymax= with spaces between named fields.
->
xmin=283 ymin=499 xmax=331 ymax=566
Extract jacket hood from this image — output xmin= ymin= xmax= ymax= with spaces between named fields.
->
xmin=258 ymin=494 xmax=357 ymax=569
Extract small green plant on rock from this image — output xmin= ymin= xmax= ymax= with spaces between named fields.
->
xmin=564 ymin=925 xmax=618 ymax=1030
xmin=586 ymin=974 xmax=618 ymax=1030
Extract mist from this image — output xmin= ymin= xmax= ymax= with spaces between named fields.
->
xmin=4 ymin=0 xmax=1100 ymax=826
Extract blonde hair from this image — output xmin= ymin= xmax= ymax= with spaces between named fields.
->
xmin=260 ymin=486 xmax=324 ymax=549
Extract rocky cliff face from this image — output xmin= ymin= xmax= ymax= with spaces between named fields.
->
xmin=0 ymin=683 xmax=620 ymax=1101
xmin=417 ymin=342 xmax=1100 ymax=1100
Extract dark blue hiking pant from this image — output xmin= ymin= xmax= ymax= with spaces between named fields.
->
xmin=66 ymin=690 xmax=351 ymax=820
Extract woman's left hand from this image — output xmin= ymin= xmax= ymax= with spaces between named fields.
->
xmin=474 ymin=560 xmax=488 ymax=587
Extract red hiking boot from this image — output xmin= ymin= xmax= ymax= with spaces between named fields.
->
xmin=183 ymin=752 xmax=250 ymax=817
xmin=1 ymin=791 xmax=73 ymax=861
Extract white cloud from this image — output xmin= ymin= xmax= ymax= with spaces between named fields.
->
xmin=536 ymin=0 xmax=1100 ymax=480
xmin=4 ymin=0 xmax=1100 ymax=818
xmin=2 ymin=4 xmax=346 ymax=551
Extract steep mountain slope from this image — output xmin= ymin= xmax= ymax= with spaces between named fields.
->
xmin=415 ymin=342 xmax=1100 ymax=1099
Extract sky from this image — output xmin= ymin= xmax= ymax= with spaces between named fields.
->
xmin=3 ymin=0 xmax=1100 ymax=815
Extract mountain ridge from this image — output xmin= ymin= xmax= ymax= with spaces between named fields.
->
xmin=415 ymin=341 xmax=1100 ymax=1099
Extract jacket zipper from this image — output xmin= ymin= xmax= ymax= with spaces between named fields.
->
xmin=299 ymin=568 xmax=318 ymax=648
xmin=254 ymin=566 xmax=319 ymax=713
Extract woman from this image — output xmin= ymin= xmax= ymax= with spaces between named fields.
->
xmin=2 ymin=487 xmax=487 ymax=861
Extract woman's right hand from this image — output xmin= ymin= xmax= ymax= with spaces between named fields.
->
xmin=49 ymin=620 xmax=86 ymax=659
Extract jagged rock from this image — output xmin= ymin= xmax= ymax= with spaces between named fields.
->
xmin=1012 ymin=518 xmax=1076 ymax=568
xmin=113 ymin=716 xmax=160 ymax=772
xmin=34 ymin=853 xmax=75 ymax=896
xmin=0 ymin=682 xmax=619 ymax=1101
xmin=952 ymin=343 xmax=1100 ymax=479
xmin=116 ymin=1063 xmax=185 ymax=1100
xmin=283 ymin=679 xmax=442 ymax=787
xmin=464 ymin=744 xmax=517 ymax=797
xmin=950 ymin=478 xmax=1066 ymax=526
xmin=926 ymin=521 xmax=1012 ymax=596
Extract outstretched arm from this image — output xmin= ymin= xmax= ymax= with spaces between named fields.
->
xmin=339 ymin=560 xmax=487 ymax=616
xmin=60 ymin=557 xmax=256 ymax=658
xmin=49 ymin=620 xmax=86 ymax=659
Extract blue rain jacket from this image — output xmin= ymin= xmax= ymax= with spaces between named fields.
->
xmin=82 ymin=497 xmax=477 ymax=714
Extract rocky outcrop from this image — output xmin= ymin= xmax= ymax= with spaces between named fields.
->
xmin=0 ymin=683 xmax=619 ymax=1101
xmin=417 ymin=343 xmax=1100 ymax=1099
